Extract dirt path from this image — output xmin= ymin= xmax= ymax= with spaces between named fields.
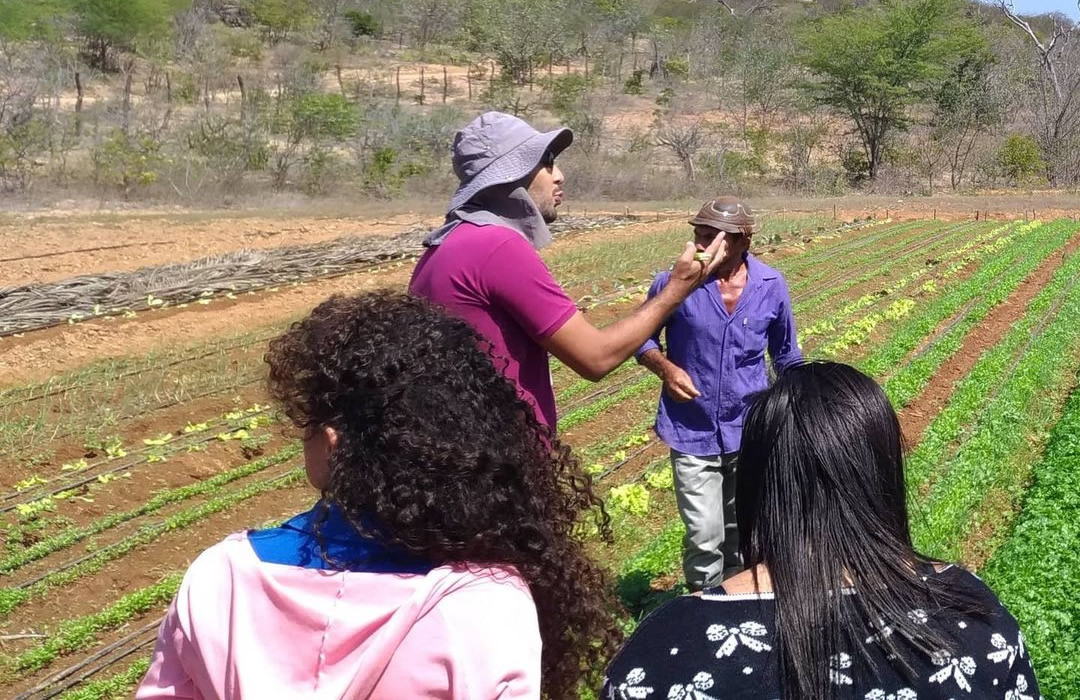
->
xmin=897 ymin=234 xmax=1080 ymax=443
xmin=0 ymin=218 xmax=684 ymax=388
xmin=0 ymin=267 xmax=414 ymax=387
xmin=0 ymin=212 xmax=440 ymax=288
xmin=1 ymin=483 xmax=315 ymax=695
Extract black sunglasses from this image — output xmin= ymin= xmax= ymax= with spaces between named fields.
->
xmin=540 ymin=150 xmax=556 ymax=169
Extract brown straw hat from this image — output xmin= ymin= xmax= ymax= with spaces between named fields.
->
xmin=689 ymin=196 xmax=756 ymax=235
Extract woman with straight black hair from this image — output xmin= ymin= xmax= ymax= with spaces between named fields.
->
xmin=603 ymin=361 xmax=1040 ymax=700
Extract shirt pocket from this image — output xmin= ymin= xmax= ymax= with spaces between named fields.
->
xmin=736 ymin=316 xmax=771 ymax=365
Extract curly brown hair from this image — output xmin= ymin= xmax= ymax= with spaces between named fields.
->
xmin=265 ymin=291 xmax=621 ymax=698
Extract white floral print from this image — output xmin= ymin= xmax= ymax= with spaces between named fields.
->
xmin=667 ymin=672 xmax=720 ymax=700
xmin=830 ymin=652 xmax=854 ymax=686
xmin=867 ymin=617 xmax=894 ymax=645
xmin=1004 ymin=674 xmax=1035 ymax=700
xmin=908 ymin=609 xmax=929 ymax=625
xmin=615 ymin=668 xmax=654 ymax=699
xmin=988 ymin=633 xmax=1021 ymax=669
xmin=868 ymin=610 xmax=929 ymax=645
xmin=706 ymin=621 xmax=772 ymax=657
xmin=928 ymin=650 xmax=976 ymax=692
xmin=866 ymin=689 xmax=918 ymax=700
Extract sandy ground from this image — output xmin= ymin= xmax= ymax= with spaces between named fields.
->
xmin=0 ymin=211 xmax=442 ymax=288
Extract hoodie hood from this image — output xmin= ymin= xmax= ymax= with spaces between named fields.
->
xmin=140 ymin=504 xmax=538 ymax=699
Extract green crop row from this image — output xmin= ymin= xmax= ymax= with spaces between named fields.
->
xmin=0 ymin=443 xmax=301 ymax=574
xmin=912 ymin=238 xmax=1080 ymax=557
xmin=2 ymin=575 xmax=182 ymax=677
xmin=55 ymin=657 xmax=152 ymax=700
xmin=0 ymin=468 xmax=304 ymax=618
xmin=780 ymin=220 xmax=929 ymax=280
xmin=791 ymin=221 xmax=979 ymax=316
xmin=981 ymin=374 xmax=1080 ymax=699
xmin=903 ymin=222 xmax=1080 ymax=493
xmin=556 ymin=360 xmax=638 ymax=410
xmin=861 ymin=219 xmax=1070 ymax=402
xmin=798 ymin=221 xmax=1007 ymax=344
xmin=557 ymin=375 xmax=660 ymax=434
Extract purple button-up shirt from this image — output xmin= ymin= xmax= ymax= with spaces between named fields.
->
xmin=637 ymin=254 xmax=802 ymax=456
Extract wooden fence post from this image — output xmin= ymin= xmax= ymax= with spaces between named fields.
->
xmin=443 ymin=66 xmax=448 ymax=103
xmin=237 ymin=74 xmax=245 ymax=122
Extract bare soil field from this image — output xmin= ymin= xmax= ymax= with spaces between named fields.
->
xmin=0 ymin=212 xmax=440 ymax=288
xmin=5 ymin=211 xmax=1079 ymax=697
xmin=0 ymin=216 xmax=689 ymax=387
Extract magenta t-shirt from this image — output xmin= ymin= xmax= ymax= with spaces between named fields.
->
xmin=409 ymin=223 xmax=578 ymax=429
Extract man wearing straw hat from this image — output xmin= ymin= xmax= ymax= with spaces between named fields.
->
xmin=636 ymin=196 xmax=802 ymax=591
xmin=410 ymin=111 xmax=727 ymax=430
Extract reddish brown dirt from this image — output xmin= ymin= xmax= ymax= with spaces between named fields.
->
xmin=897 ymin=234 xmax=1080 ymax=444
xmin=0 ymin=218 xmax=685 ymax=389
xmin=0 ymin=268 xmax=414 ymax=387
xmin=5 ymin=436 xmax=293 ymax=588
xmin=0 ymin=213 xmax=439 ymax=288
xmin=0 ymin=383 xmax=270 ymax=483
xmin=2 ymin=484 xmax=316 ymax=693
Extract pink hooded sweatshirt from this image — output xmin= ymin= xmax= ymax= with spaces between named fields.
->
xmin=136 ymin=505 xmax=542 ymax=699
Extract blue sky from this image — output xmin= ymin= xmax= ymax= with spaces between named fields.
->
xmin=979 ymin=0 xmax=1080 ymax=19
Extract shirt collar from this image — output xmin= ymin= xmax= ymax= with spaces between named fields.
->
xmin=744 ymin=252 xmax=777 ymax=282
xmin=254 ymin=501 xmax=432 ymax=573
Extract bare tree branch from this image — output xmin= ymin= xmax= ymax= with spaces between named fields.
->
xmin=716 ymin=1 xmax=771 ymax=18
xmin=996 ymin=0 xmax=1074 ymax=101
xmin=655 ymin=117 xmax=705 ymax=180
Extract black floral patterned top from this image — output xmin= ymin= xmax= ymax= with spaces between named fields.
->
xmin=603 ymin=566 xmax=1041 ymax=700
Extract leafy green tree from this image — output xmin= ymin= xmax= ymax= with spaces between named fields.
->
xmin=73 ymin=0 xmax=187 ymax=69
xmin=931 ymin=48 xmax=1003 ymax=189
xmin=998 ymin=133 xmax=1046 ymax=185
xmin=272 ymin=92 xmax=357 ymax=188
xmin=798 ymin=0 xmax=986 ymax=181
xmin=248 ymin=0 xmax=313 ymax=44
xmin=90 ymin=129 xmax=165 ymax=196
xmin=0 ymin=0 xmax=69 ymax=42
xmin=343 ymin=9 xmax=380 ymax=38
xmin=463 ymin=0 xmax=566 ymax=84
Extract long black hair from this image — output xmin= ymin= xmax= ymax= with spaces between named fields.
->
xmin=265 ymin=292 xmax=621 ymax=698
xmin=737 ymin=361 xmax=984 ymax=700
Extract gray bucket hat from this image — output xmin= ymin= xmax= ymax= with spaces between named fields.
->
xmin=448 ymin=111 xmax=573 ymax=213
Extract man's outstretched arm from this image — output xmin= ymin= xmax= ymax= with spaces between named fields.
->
xmin=542 ymin=238 xmax=727 ymax=381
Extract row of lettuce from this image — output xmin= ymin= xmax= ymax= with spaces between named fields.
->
xmin=619 ymin=219 xmax=1080 ymax=697
xmin=8 ymin=218 xmax=1078 ymax=697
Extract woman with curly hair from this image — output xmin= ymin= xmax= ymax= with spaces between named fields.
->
xmin=137 ymin=292 xmax=621 ymax=700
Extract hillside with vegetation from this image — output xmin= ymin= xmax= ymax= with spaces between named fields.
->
xmin=1 ymin=0 xmax=1078 ymax=207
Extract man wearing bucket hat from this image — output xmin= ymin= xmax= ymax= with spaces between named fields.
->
xmin=636 ymin=196 xmax=802 ymax=591
xmin=410 ymin=111 xmax=729 ymax=430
